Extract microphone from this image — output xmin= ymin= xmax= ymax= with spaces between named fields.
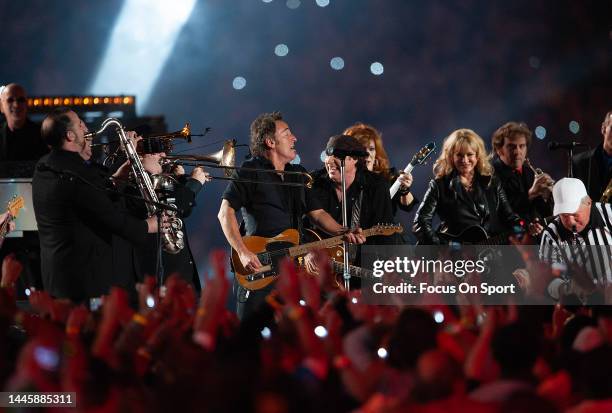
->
xmin=548 ymin=141 xmax=588 ymax=150
xmin=326 ymin=148 xmax=369 ymax=159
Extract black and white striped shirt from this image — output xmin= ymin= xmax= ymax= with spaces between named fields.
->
xmin=539 ymin=202 xmax=612 ymax=284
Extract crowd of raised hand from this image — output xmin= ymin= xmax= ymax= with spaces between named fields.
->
xmin=1 ymin=248 xmax=612 ymax=413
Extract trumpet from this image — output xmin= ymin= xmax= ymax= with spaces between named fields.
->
xmin=88 ymin=123 xmax=194 ymax=153
xmin=525 ymin=158 xmax=554 ymax=198
xmin=161 ymin=140 xmax=313 ymax=188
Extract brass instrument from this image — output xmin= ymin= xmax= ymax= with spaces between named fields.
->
xmin=525 ymin=158 xmax=554 ymax=199
xmin=162 ymin=140 xmax=313 ymax=188
xmin=163 ymin=139 xmax=235 ymax=177
xmin=88 ymin=123 xmax=192 ymax=153
xmin=88 ymin=118 xmax=185 ymax=254
xmin=600 ymin=178 xmax=612 ymax=203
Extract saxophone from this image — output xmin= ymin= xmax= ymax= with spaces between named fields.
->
xmin=85 ymin=118 xmax=184 ymax=254
xmin=600 ymin=178 xmax=612 ymax=203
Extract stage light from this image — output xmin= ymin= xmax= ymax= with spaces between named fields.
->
xmin=261 ymin=327 xmax=272 ymax=339
xmin=286 ymin=0 xmax=300 ymax=9
xmin=535 ymin=126 xmax=546 ymax=140
xmin=370 ymin=62 xmax=384 ymax=75
xmin=89 ymin=0 xmax=197 ymax=114
xmin=299 ymin=299 xmax=306 ymax=306
xmin=316 ymin=0 xmax=330 ymax=7
xmin=330 ymin=57 xmax=345 ymax=70
xmin=233 ymin=76 xmax=247 ymax=90
xmin=290 ymin=154 xmax=301 ymax=165
xmin=377 ymin=347 xmax=388 ymax=359
xmin=351 ymin=297 xmax=358 ymax=304
xmin=314 ymin=325 xmax=328 ymax=338
xmin=275 ymin=44 xmax=289 ymax=57
xmin=569 ymin=121 xmax=580 ymax=134
xmin=433 ymin=310 xmax=444 ymax=324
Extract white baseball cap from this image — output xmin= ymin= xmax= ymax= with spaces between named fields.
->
xmin=553 ymin=178 xmax=588 ymax=215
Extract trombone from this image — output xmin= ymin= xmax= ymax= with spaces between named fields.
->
xmin=161 ymin=139 xmax=313 ymax=188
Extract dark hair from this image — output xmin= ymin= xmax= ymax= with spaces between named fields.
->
xmin=41 ymin=107 xmax=73 ymax=148
xmin=491 ymin=121 xmax=533 ymax=153
xmin=250 ymin=112 xmax=283 ymax=157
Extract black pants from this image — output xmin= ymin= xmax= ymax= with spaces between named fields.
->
xmin=233 ymin=278 xmax=275 ymax=321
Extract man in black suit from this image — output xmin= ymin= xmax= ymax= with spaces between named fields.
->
xmin=573 ymin=110 xmax=612 ymax=201
xmin=32 ymin=108 xmax=161 ymax=303
xmin=0 ymin=83 xmax=48 ymax=161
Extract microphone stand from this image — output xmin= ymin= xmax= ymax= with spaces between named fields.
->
xmin=338 ymin=158 xmax=351 ymax=292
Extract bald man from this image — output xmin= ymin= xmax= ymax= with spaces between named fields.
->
xmin=0 ymin=83 xmax=48 ymax=161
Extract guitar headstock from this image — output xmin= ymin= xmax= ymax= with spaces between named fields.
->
xmin=410 ymin=142 xmax=436 ymax=166
xmin=370 ymin=224 xmax=404 ymax=236
xmin=7 ymin=196 xmax=25 ymax=218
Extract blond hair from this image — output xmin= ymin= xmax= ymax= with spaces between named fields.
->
xmin=433 ymin=129 xmax=492 ymax=178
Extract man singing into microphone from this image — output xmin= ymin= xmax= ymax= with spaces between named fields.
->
xmin=32 ymin=108 xmax=163 ymax=303
xmin=304 ymin=135 xmax=395 ymax=268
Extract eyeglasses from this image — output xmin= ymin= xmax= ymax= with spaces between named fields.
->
xmin=6 ymin=97 xmax=27 ymax=104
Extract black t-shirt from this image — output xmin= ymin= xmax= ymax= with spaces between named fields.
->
xmin=222 ymin=156 xmax=320 ymax=237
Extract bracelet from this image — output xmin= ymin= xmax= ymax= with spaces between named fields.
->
xmin=132 ymin=313 xmax=148 ymax=326
xmin=397 ymin=186 xmax=411 ymax=196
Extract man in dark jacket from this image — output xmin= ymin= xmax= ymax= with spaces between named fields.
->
xmin=32 ymin=108 xmax=160 ymax=303
xmin=573 ymin=110 xmax=612 ymax=201
xmin=490 ymin=122 xmax=553 ymax=237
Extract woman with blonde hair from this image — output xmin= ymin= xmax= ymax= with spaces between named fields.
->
xmin=343 ymin=123 xmax=417 ymax=214
xmin=413 ymin=129 xmax=520 ymax=244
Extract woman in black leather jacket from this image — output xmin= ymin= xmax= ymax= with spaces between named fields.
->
xmin=413 ymin=129 xmax=521 ymax=244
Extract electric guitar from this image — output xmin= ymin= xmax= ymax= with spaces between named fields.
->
xmin=0 ymin=196 xmax=25 ymax=248
xmin=300 ymin=229 xmax=375 ymax=287
xmin=232 ymin=224 xmax=403 ymax=290
xmin=389 ymin=142 xmax=436 ymax=198
xmin=437 ymin=215 xmax=555 ymax=245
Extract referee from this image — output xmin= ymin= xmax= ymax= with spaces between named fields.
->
xmin=539 ymin=178 xmax=612 ymax=289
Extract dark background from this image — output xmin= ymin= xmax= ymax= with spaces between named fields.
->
xmin=2 ymin=0 xmax=610 ymax=275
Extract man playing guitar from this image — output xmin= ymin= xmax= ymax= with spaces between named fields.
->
xmin=218 ymin=112 xmax=365 ymax=319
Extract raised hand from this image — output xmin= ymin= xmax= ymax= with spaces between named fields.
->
xmin=1 ymin=253 xmax=23 ymax=288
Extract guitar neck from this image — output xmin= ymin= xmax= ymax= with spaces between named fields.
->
xmin=288 ymin=227 xmax=382 ymax=257
xmin=389 ymin=163 xmax=415 ymax=198
xmin=331 ymin=260 xmax=372 ymax=279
